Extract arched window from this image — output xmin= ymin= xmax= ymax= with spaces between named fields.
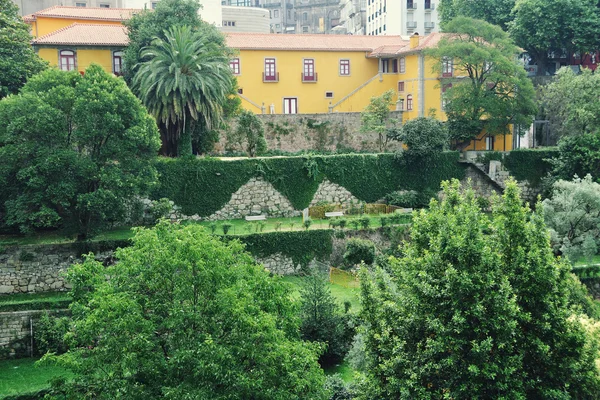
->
xmin=406 ymin=94 xmax=413 ymax=111
xmin=59 ymin=50 xmax=76 ymax=71
xmin=113 ymin=51 xmax=124 ymax=75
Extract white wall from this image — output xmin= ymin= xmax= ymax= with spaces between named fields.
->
xmin=221 ymin=6 xmax=269 ymax=32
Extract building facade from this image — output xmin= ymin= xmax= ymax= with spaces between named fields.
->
xmin=221 ymin=6 xmax=270 ymax=32
xmin=332 ymin=0 xmax=366 ymax=35
xmin=366 ymin=0 xmax=439 ymax=36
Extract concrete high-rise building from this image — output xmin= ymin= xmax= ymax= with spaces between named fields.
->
xmin=333 ymin=0 xmax=366 ymax=35
xmin=365 ymin=0 xmax=438 ymax=36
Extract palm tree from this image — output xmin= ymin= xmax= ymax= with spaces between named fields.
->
xmin=133 ymin=25 xmax=233 ymax=156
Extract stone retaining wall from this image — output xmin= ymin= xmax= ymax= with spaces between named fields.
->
xmin=0 ymin=309 xmax=67 ymax=358
xmin=217 ymin=111 xmax=404 ymax=154
xmin=309 ymin=179 xmax=360 ymax=206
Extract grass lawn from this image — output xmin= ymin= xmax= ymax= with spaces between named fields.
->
xmin=0 ymin=358 xmax=72 ymax=398
xmin=324 ymin=360 xmax=354 ymax=382
xmin=281 ymin=273 xmax=361 ymax=313
xmin=574 ymin=255 xmax=600 ymax=267
xmin=0 ymin=292 xmax=71 ymax=312
xmin=0 ymin=214 xmax=411 ymax=246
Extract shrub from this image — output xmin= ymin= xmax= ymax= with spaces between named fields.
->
xmin=386 ymin=190 xmax=419 ymax=208
xmin=275 ymin=221 xmax=283 ymax=231
xmin=303 ymin=218 xmax=312 ymax=230
xmin=338 ymin=218 xmax=348 ymax=229
xmin=349 ymin=220 xmax=361 ymax=230
xmin=379 ymin=215 xmax=390 ymax=227
xmin=35 ymin=313 xmax=70 ymax=355
xmin=359 ymin=216 xmax=370 ymax=230
xmin=208 ymin=223 xmax=217 ymax=234
xmin=398 ymin=116 xmax=448 ymax=157
xmin=150 ymin=198 xmax=173 ymax=223
xmin=324 ymin=374 xmax=354 ymax=400
xmin=221 ymin=223 xmax=232 ymax=235
xmin=344 ymin=238 xmax=376 ymax=267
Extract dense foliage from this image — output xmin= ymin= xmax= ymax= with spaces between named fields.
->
xmin=543 ymin=175 xmax=600 ymax=261
xmin=152 ymin=152 xmax=465 ymax=217
xmin=0 ymin=0 xmax=47 ymax=98
xmin=227 ymin=109 xmax=268 ymax=157
xmin=43 ymin=222 xmax=327 ymax=399
xmin=398 ymin=117 xmax=448 ymax=157
xmin=502 ymin=148 xmax=557 ymax=185
xmin=343 ymin=238 xmax=376 ymax=267
xmin=0 ymin=66 xmax=160 ymax=238
xmin=539 ymin=68 xmax=600 ymax=141
xmin=360 ymin=90 xmax=396 ymax=152
xmin=439 ymin=0 xmax=515 ymax=30
xmin=299 ymin=273 xmax=355 ymax=366
xmin=359 ymin=180 xmax=600 ymax=398
xmin=134 ymin=25 xmax=233 ymax=156
xmin=509 ymin=0 xmax=600 ymax=76
xmin=551 ymin=133 xmax=600 ymax=183
xmin=427 ymin=18 xmax=536 ymax=146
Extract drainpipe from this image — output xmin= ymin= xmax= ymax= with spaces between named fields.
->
xmin=418 ymin=53 xmax=425 ymax=117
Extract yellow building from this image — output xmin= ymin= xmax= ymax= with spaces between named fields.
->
xmin=27 ymin=6 xmax=513 ymax=150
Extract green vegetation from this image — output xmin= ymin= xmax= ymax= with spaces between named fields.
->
xmin=360 ymin=90 xmax=396 ymax=152
xmin=427 ymin=17 xmax=536 ymax=146
xmin=0 ymin=66 xmax=161 ymax=239
xmin=133 ymin=25 xmax=233 ymax=156
xmin=439 ymin=0 xmax=515 ymax=30
xmin=396 ymin=116 xmax=448 ymax=157
xmin=42 ymin=222 xmax=327 ymax=399
xmin=0 ymin=358 xmax=71 ymax=398
xmin=226 ymin=109 xmax=267 ymax=157
xmin=552 ymin=132 xmax=600 ymax=183
xmin=360 ymin=180 xmax=600 ymax=398
xmin=0 ymin=0 xmax=47 ymax=99
xmin=281 ymin=276 xmax=361 ymax=313
xmin=0 ymin=292 xmax=70 ymax=312
xmin=503 ymin=148 xmax=557 ymax=185
xmin=153 ymin=152 xmax=464 ymax=217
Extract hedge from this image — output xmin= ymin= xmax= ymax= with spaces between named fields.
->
xmin=152 ymin=152 xmax=465 ymax=217
xmin=503 ymin=149 xmax=558 ymax=185
xmin=228 ymin=230 xmax=334 ymax=268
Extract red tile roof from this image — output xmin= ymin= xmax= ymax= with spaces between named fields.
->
xmin=32 ymin=23 xmax=128 ymax=46
xmin=368 ymin=33 xmax=445 ymax=57
xmin=26 ymin=6 xmax=139 ymax=22
xmin=225 ymin=32 xmax=409 ymax=52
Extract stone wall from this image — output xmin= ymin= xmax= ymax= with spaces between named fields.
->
xmin=0 ymin=309 xmax=66 ymax=358
xmin=309 ymin=179 xmax=360 ymax=206
xmin=0 ymin=245 xmax=113 ymax=295
xmin=460 ymin=164 xmax=504 ymax=198
xmin=217 ymin=111 xmax=404 ymax=154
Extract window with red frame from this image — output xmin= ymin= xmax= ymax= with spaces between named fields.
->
xmin=397 ymin=81 xmax=405 ymax=92
xmin=264 ymin=58 xmax=276 ymax=81
xmin=406 ymin=94 xmax=413 ymax=111
xmin=442 ymin=57 xmax=453 ymax=77
xmin=229 ymin=58 xmax=240 ymax=75
xmin=339 ymin=59 xmax=350 ymax=75
xmin=303 ymin=59 xmax=315 ymax=81
xmin=113 ymin=51 xmax=123 ymax=76
xmin=59 ymin=50 xmax=76 ymax=71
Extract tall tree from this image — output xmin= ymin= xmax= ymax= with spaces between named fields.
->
xmin=539 ymin=67 xmax=600 ymax=140
xmin=359 ymin=180 xmax=600 ymax=398
xmin=439 ymin=0 xmax=516 ymax=31
xmin=0 ymin=66 xmax=160 ymax=238
xmin=427 ymin=17 xmax=536 ymax=148
xmin=360 ymin=90 xmax=396 ymax=152
xmin=0 ymin=0 xmax=47 ymax=98
xmin=134 ymin=25 xmax=233 ymax=156
xmin=43 ymin=222 xmax=327 ymax=399
xmin=227 ymin=109 xmax=268 ymax=157
xmin=510 ymin=0 xmax=600 ymax=76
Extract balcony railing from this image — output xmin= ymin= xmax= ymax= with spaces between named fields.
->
xmin=262 ymin=72 xmax=279 ymax=82
xmin=406 ymin=2 xmax=417 ymax=10
xmin=301 ymin=72 xmax=318 ymax=82
xmin=424 ymin=2 xmax=435 ymax=11
xmin=406 ymin=21 xmax=417 ymax=29
xmin=424 ymin=22 xmax=435 ymax=29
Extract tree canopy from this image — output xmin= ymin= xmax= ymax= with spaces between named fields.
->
xmin=133 ymin=25 xmax=234 ymax=156
xmin=0 ymin=0 xmax=47 ymax=98
xmin=539 ymin=67 xmax=600 ymax=140
xmin=398 ymin=116 xmax=448 ymax=157
xmin=0 ymin=66 xmax=160 ymax=238
xmin=44 ymin=222 xmax=327 ymax=399
xmin=439 ymin=0 xmax=516 ymax=31
xmin=359 ymin=180 xmax=600 ymax=398
xmin=427 ymin=17 xmax=536 ymax=146
xmin=360 ymin=90 xmax=396 ymax=152
xmin=228 ymin=109 xmax=268 ymax=157
xmin=509 ymin=0 xmax=600 ymax=76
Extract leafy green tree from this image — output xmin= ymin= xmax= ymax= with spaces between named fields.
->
xmin=300 ymin=273 xmax=354 ymax=366
xmin=439 ymin=0 xmax=515 ymax=31
xmin=44 ymin=222 xmax=327 ymax=400
xmin=543 ymin=175 xmax=600 ymax=261
xmin=134 ymin=25 xmax=233 ymax=156
xmin=0 ymin=66 xmax=160 ymax=238
xmin=359 ymin=180 xmax=600 ymax=398
xmin=540 ymin=68 xmax=600 ymax=140
xmin=551 ymin=132 xmax=600 ymax=183
xmin=228 ymin=109 xmax=268 ymax=157
xmin=361 ymin=90 xmax=396 ymax=152
xmin=509 ymin=0 xmax=600 ymax=76
xmin=398 ymin=117 xmax=448 ymax=157
xmin=0 ymin=0 xmax=47 ymax=98
xmin=427 ymin=17 xmax=536 ymax=147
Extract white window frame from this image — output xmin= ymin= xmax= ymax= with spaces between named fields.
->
xmin=283 ymin=97 xmax=298 ymax=114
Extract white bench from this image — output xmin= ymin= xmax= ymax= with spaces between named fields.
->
xmin=399 ymin=208 xmax=413 ymax=214
xmin=325 ymin=211 xmax=344 ymax=218
xmin=245 ymin=215 xmax=266 ymax=221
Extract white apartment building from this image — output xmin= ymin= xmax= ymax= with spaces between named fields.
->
xmin=366 ymin=0 xmax=438 ymax=36
xmin=333 ymin=0 xmax=366 ymax=35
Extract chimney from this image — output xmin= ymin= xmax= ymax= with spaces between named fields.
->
xmin=410 ymin=32 xmax=420 ymax=49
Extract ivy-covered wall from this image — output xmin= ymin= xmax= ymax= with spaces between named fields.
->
xmin=152 ymin=152 xmax=466 ymax=217
xmin=503 ymin=149 xmax=558 ymax=186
